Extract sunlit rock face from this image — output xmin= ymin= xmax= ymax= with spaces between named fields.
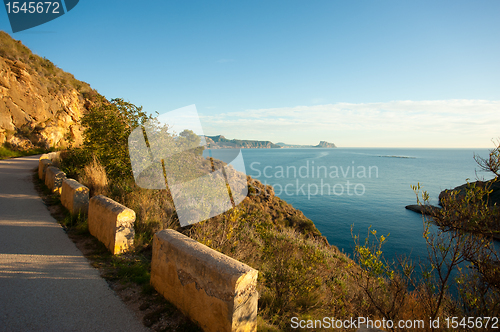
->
xmin=0 ymin=32 xmax=96 ymax=150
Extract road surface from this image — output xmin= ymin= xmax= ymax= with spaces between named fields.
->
xmin=0 ymin=155 xmax=148 ymax=332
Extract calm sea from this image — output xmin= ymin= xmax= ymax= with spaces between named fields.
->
xmin=235 ymin=148 xmax=495 ymax=262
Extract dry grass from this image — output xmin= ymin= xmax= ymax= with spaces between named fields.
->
xmin=121 ymin=188 xmax=178 ymax=248
xmin=80 ymin=156 xmax=109 ymax=196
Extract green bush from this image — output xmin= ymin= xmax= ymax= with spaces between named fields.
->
xmin=64 ymin=97 xmax=150 ymax=180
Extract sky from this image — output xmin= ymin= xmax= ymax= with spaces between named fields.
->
xmin=1 ymin=0 xmax=499 ymax=147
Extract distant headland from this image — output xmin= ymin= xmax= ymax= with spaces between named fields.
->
xmin=204 ymin=135 xmax=281 ymax=149
xmin=276 ymin=141 xmax=337 ymax=149
xmin=203 ymin=135 xmax=336 ymax=149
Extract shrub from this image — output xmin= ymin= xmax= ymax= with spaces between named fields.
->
xmin=80 ymin=97 xmax=150 ymax=180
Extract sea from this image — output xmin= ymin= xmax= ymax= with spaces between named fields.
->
xmin=232 ymin=148 xmax=496 ymax=263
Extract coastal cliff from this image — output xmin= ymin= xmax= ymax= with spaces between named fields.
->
xmin=276 ymin=141 xmax=337 ymax=148
xmin=204 ymin=135 xmax=281 ymax=149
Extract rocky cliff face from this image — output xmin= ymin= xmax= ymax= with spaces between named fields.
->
xmin=0 ymin=31 xmax=94 ymax=150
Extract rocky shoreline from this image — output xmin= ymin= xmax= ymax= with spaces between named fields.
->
xmin=405 ymin=204 xmax=440 ymax=216
xmin=405 ymin=178 xmax=500 ymax=240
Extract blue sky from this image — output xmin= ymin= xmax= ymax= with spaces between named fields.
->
xmin=1 ymin=0 xmax=499 ymax=147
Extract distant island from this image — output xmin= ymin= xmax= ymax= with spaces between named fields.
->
xmin=203 ymin=135 xmax=336 ymax=149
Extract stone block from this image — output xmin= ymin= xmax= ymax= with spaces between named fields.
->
xmin=61 ymin=178 xmax=89 ymax=215
xmin=44 ymin=166 xmax=66 ymax=194
xmin=38 ymin=158 xmax=53 ymax=180
xmin=46 ymin=151 xmax=61 ymax=160
xmin=151 ymin=229 xmax=258 ymax=332
xmin=88 ymin=195 xmax=136 ymax=255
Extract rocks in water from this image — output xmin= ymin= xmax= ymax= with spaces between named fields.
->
xmin=405 ymin=204 xmax=441 ymax=216
xmin=407 ymin=179 xmax=500 ymax=241
xmin=406 ymin=178 xmax=500 ymax=217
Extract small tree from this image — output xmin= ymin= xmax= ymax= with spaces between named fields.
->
xmin=474 ymin=138 xmax=500 ymax=177
xmin=80 ymin=97 xmax=150 ymax=179
xmin=351 ymin=226 xmax=410 ymax=331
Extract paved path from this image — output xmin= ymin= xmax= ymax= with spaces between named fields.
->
xmin=0 ymin=155 xmax=148 ymax=332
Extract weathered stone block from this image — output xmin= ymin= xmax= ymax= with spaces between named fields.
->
xmin=38 ymin=157 xmax=53 ymax=180
xmin=45 ymin=166 xmax=66 ymax=194
xmin=151 ymin=229 xmax=258 ymax=332
xmin=88 ymin=195 xmax=136 ymax=255
xmin=46 ymin=151 xmax=61 ymax=160
xmin=61 ymin=178 xmax=89 ymax=215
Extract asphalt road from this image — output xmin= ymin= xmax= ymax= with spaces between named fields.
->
xmin=0 ymin=155 xmax=148 ymax=332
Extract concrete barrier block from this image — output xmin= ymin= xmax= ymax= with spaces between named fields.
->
xmin=88 ymin=195 xmax=136 ymax=255
xmin=45 ymin=166 xmax=66 ymax=194
xmin=46 ymin=151 xmax=61 ymax=160
xmin=151 ymin=229 xmax=258 ymax=332
xmin=38 ymin=158 xmax=53 ymax=180
xmin=61 ymin=178 xmax=89 ymax=215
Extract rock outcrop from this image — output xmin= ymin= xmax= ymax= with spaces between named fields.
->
xmin=406 ymin=179 xmax=500 ymax=240
xmin=314 ymin=141 xmax=336 ymax=148
xmin=0 ymin=31 xmax=96 ymax=150
xmin=405 ymin=204 xmax=440 ymax=216
xmin=439 ymin=179 xmax=500 ymax=207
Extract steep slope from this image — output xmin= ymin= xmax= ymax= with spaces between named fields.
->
xmin=0 ymin=31 xmax=97 ymax=150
